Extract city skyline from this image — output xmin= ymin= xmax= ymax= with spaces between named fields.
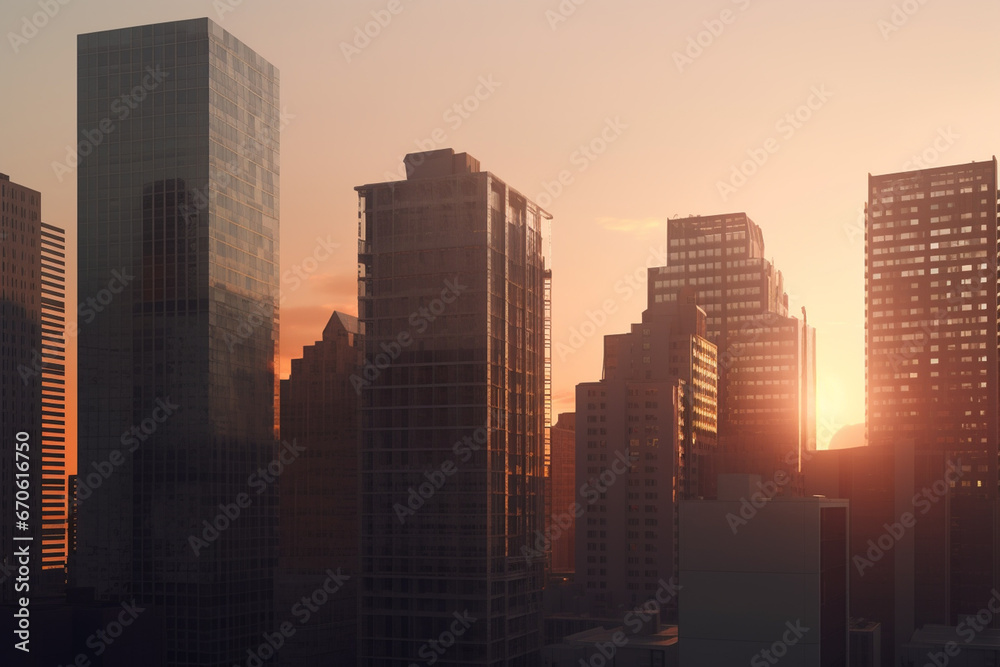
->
xmin=4 ymin=0 xmax=999 ymax=477
xmin=2 ymin=2 xmax=1000 ymax=664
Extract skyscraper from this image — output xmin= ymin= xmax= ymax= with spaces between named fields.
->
xmin=277 ymin=311 xmax=361 ymax=666
xmin=575 ymin=295 xmax=717 ymax=620
xmin=864 ymin=158 xmax=999 ymax=646
xmin=356 ymin=148 xmax=549 ymax=666
xmin=648 ymin=213 xmax=816 ymax=497
xmin=0 ymin=173 xmax=67 ymax=598
xmin=76 ymin=19 xmax=279 ymax=666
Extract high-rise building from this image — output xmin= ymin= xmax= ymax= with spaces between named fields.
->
xmin=356 ymin=148 xmax=549 ymax=666
xmin=277 ymin=311 xmax=361 ymax=666
xmin=39 ymin=222 xmax=67 ymax=573
xmin=648 ymin=214 xmax=815 ymax=496
xmin=549 ymin=412 xmax=576 ymax=575
xmin=575 ymin=296 xmax=717 ymax=620
xmin=863 ymin=158 xmax=999 ymax=651
xmin=0 ymin=173 xmax=67 ymax=600
xmin=679 ymin=474 xmax=849 ymax=666
xmin=76 ymin=19 xmax=280 ymax=666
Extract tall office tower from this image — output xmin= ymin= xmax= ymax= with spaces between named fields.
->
xmin=864 ymin=159 xmax=999 ymax=647
xmin=356 ymin=148 xmax=549 ymax=666
xmin=39 ymin=221 xmax=68 ymax=572
xmin=648 ymin=214 xmax=816 ymax=497
xmin=575 ymin=296 xmax=717 ymax=621
xmin=76 ymin=19 xmax=279 ymax=666
xmin=549 ymin=412 xmax=576 ymax=575
xmin=679 ymin=475 xmax=849 ymax=666
xmin=0 ymin=174 xmax=67 ymax=598
xmin=277 ymin=311 xmax=362 ymax=666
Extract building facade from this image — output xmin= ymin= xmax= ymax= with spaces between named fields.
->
xmin=679 ymin=475 xmax=849 ymax=666
xmin=277 ymin=311 xmax=361 ymax=666
xmin=549 ymin=412 xmax=576 ymax=576
xmin=648 ymin=214 xmax=815 ymax=497
xmin=575 ymin=297 xmax=717 ymax=621
xmin=1 ymin=174 xmax=67 ymax=599
xmin=76 ymin=19 xmax=280 ymax=666
xmin=356 ymin=148 xmax=549 ymax=666
xmin=864 ymin=158 xmax=1000 ymax=653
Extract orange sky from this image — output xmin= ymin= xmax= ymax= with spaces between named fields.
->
xmin=3 ymin=0 xmax=999 ymax=472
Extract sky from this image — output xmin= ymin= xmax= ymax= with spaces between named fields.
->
xmin=2 ymin=0 xmax=998 ymax=473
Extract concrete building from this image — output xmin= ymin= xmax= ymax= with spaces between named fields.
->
xmin=549 ymin=412 xmax=576 ymax=576
xmin=0 ymin=173 xmax=67 ymax=601
xmin=575 ymin=296 xmax=717 ymax=622
xmin=276 ymin=311 xmax=362 ymax=665
xmin=356 ymin=148 xmax=550 ymax=666
xmin=648 ymin=214 xmax=816 ymax=498
xmin=679 ymin=475 xmax=849 ymax=666
xmin=76 ymin=19 xmax=280 ymax=666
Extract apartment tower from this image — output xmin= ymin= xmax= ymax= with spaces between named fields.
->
xmin=575 ymin=295 xmax=717 ymax=621
xmin=865 ymin=158 xmax=999 ymax=647
xmin=356 ymin=148 xmax=549 ymax=666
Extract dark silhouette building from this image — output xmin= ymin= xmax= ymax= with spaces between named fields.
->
xmin=276 ymin=311 xmax=362 ymax=666
xmin=575 ymin=296 xmax=717 ymax=621
xmin=356 ymin=148 xmax=549 ymax=666
xmin=548 ymin=412 xmax=576 ymax=576
xmin=679 ymin=475 xmax=849 ymax=665
xmin=648 ymin=213 xmax=816 ymax=497
xmin=0 ymin=173 xmax=67 ymax=601
xmin=76 ymin=19 xmax=280 ymax=666
xmin=807 ymin=158 xmax=1000 ymax=664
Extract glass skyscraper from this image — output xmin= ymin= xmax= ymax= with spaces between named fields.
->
xmin=356 ymin=149 xmax=548 ymax=666
xmin=76 ymin=18 xmax=279 ymax=666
